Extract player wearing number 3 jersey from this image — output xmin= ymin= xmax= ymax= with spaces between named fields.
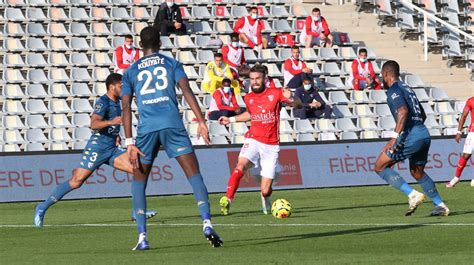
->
xmin=121 ymin=26 xmax=222 ymax=250
xmin=374 ymin=60 xmax=449 ymax=217
xmin=34 ymin=73 xmax=157 ymax=229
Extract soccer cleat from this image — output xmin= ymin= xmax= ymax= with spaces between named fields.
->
xmin=34 ymin=205 xmax=45 ymax=228
xmin=132 ymin=233 xmax=149 ymax=251
xmin=406 ymin=191 xmax=426 ymax=216
xmin=131 ymin=210 xmax=158 ymax=222
xmin=261 ymin=195 xmax=271 ymax=215
xmin=219 ymin=196 xmax=231 ymax=216
xmin=203 ymin=227 xmax=223 ymax=248
xmin=446 ymin=177 xmax=460 ymax=188
xmin=431 ymin=204 xmax=450 ymax=217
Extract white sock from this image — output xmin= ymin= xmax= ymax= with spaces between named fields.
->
xmin=203 ymin=219 xmax=213 ymax=230
xmin=138 ymin=232 xmax=147 ymax=242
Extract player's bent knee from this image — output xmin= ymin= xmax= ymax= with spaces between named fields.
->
xmin=261 ymin=188 xmax=272 ymax=198
xmin=69 ymin=178 xmax=84 ymax=189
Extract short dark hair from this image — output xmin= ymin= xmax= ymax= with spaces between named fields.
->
xmin=312 ymin=8 xmax=320 ymax=13
xmin=291 ymin=45 xmax=299 ymax=51
xmin=250 ymin=64 xmax=267 ymax=76
xmin=249 ymin=6 xmax=258 ymax=12
xmin=106 ymin=73 xmax=122 ymax=90
xmin=214 ymin=52 xmax=223 ymax=58
xmin=230 ymin=32 xmax=239 ymax=40
xmin=359 ymin=48 xmax=367 ymax=54
xmin=140 ymin=26 xmax=160 ymax=50
xmin=125 ymin=34 xmax=133 ymax=40
xmin=382 ymin=60 xmax=400 ymax=77
xmin=222 ymin=78 xmax=231 ymax=85
xmin=303 ymin=76 xmax=312 ymax=83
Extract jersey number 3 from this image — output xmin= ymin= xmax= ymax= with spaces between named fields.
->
xmin=138 ymin=67 xmax=168 ymax=95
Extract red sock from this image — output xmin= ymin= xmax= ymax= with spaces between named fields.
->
xmin=226 ymin=169 xmax=243 ymax=201
xmin=456 ymin=156 xmax=468 ymax=178
xmin=246 ymin=39 xmax=255 ymax=48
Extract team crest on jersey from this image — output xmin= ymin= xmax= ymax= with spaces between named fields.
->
xmin=94 ymin=102 xmax=103 ymax=113
xmin=267 ymin=95 xmax=274 ymax=102
xmin=249 ymin=99 xmax=254 ymax=104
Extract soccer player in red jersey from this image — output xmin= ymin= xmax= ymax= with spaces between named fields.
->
xmin=447 ymin=97 xmax=474 ymax=188
xmin=217 ymin=64 xmax=300 ymax=215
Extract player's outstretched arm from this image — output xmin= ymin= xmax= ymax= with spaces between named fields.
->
xmin=178 ymin=77 xmax=210 ymax=144
xmin=90 ymin=114 xmax=121 ymax=130
xmin=218 ymin=111 xmax=250 ymax=125
xmin=456 ymin=108 xmax=469 ymax=143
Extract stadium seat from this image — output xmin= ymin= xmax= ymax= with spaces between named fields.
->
xmin=49 ymin=142 xmax=69 ymax=150
xmin=71 ymin=68 xmax=92 ymax=82
xmin=49 ymin=99 xmax=72 ymax=113
xmin=174 ymin=35 xmax=198 ymax=49
xmin=26 ymin=114 xmax=49 ymax=129
xmin=354 ymin=104 xmax=375 ymax=117
xmin=3 ymin=100 xmax=26 ymax=115
xmin=209 ymin=122 xmax=229 ymax=136
xmin=132 ymin=7 xmax=150 ymax=20
xmin=26 ymin=128 xmax=48 ymax=143
xmin=332 ymin=105 xmax=354 ymax=119
xmin=229 ymin=122 xmax=248 ymax=135
xmin=319 ymin=48 xmax=343 ymax=61
xmin=26 ymin=53 xmax=48 ymax=67
xmin=176 ymin=51 xmax=199 ymax=65
xmin=350 ymin=90 xmax=370 ymax=104
xmin=413 ymin=88 xmax=431 ymax=102
xmin=72 ymin=113 xmax=91 ymax=128
xmin=49 ymin=128 xmax=72 ymax=142
xmin=270 ymin=5 xmax=289 ymax=18
xmin=443 ymin=128 xmax=458 ymax=136
xmin=231 ymin=135 xmax=245 ymax=144
xmin=3 ymin=129 xmax=26 ymax=144
xmin=318 ymin=132 xmax=337 ymax=141
xmin=48 ymin=7 xmax=69 ymax=21
xmin=48 ymin=83 xmax=70 ymax=98
xmin=336 ymin=118 xmax=361 ymax=132
xmin=191 ymin=6 xmax=212 ymax=19
xmin=374 ymin=104 xmax=391 ymax=116
xmin=111 ymin=7 xmax=132 ymax=21
xmin=324 ymin=77 xmax=347 ymax=90
xmin=3 ymin=69 xmax=25 ymax=83
xmin=4 ymin=54 xmax=26 ymax=67
xmin=231 ymin=6 xmax=248 ymax=17
xmin=340 ymin=131 xmax=358 ymax=140
xmin=360 ymin=131 xmax=379 ymax=139
xmin=48 ymin=38 xmax=70 ymax=52
xmin=70 ymin=52 xmax=91 ymax=66
xmin=26 ymin=22 xmax=48 ymax=36
xmin=48 ymin=22 xmax=70 ymax=36
xmin=322 ymin=62 xmax=342 ymax=76
xmin=378 ymin=116 xmax=395 ymax=130
xmin=424 ymin=115 xmax=442 ymax=129
xmin=3 ymin=144 xmax=21 ymax=152
xmin=430 ymin=87 xmax=450 ymax=101
xmin=70 ymin=7 xmax=90 ymax=21
xmin=440 ymin=114 xmax=458 ymax=128
xmin=301 ymin=48 xmax=319 ymax=61
xmin=111 ymin=22 xmax=132 ymax=35
xmin=90 ymin=22 xmax=111 ymax=36
xmin=358 ymin=117 xmax=378 ymax=131
xmin=26 ymin=84 xmax=48 ymax=99
xmin=5 ymin=8 xmax=26 ymax=22
xmin=3 ymin=84 xmax=25 ymax=99
xmin=4 ymin=22 xmax=26 ymax=37
xmin=92 ymin=68 xmax=111 ymax=82
xmin=211 ymin=136 xmax=229 ymax=145
xmin=272 ymin=20 xmax=292 ymax=33
xmin=316 ymin=119 xmax=337 ymax=133
xmin=73 ymin=141 xmax=88 ymax=150
xmin=2 ymin=115 xmax=26 ymax=129
xmin=261 ymin=49 xmax=279 ymax=62
xmin=340 ymin=47 xmax=357 ymax=60
xmin=73 ymin=127 xmax=92 ymax=141
xmin=294 ymin=119 xmax=316 ymax=134
xmin=70 ymin=37 xmax=91 ymax=51
xmin=280 ymin=134 xmax=294 ymax=143
xmin=434 ymin=102 xmax=455 ymax=115
xmin=368 ymin=90 xmax=387 ymax=103
xmin=72 ymin=99 xmax=94 ymax=113
xmin=26 ymin=143 xmax=46 ymax=151
xmin=428 ymin=128 xmax=442 ymax=136
xmin=26 ymin=99 xmax=51 ymax=114
xmin=421 ymin=103 xmax=435 ymax=115
xmin=296 ymin=133 xmax=315 ymax=142
xmin=192 ymin=21 xmax=213 ymax=35
xmin=290 ymin=5 xmax=309 ymax=18
xmin=212 ymin=6 xmax=231 ymax=19
xmin=405 ymin=74 xmax=427 ymax=88
xmin=264 ymin=63 xmax=283 ymax=78
xmin=28 ymin=69 xmax=49 ymax=83
xmin=91 ymin=53 xmax=114 ymax=66
xmin=49 ymin=114 xmax=72 ymax=128
xmin=280 ymin=120 xmax=294 ymax=134
xmin=329 ymin=91 xmax=349 ymax=104
xmin=48 ymin=68 xmax=70 ymax=82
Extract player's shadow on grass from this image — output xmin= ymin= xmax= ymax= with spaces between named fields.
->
xmin=296 ymin=202 xmax=407 ymax=214
xmin=440 ymin=210 xmax=474 ymax=217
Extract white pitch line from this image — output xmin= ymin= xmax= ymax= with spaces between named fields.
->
xmin=2 ymin=223 xmax=474 ymax=228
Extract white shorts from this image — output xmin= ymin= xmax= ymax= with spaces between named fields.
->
xmin=463 ymin=132 xmax=474 ymax=154
xmin=239 ymin=138 xmax=280 ymax=179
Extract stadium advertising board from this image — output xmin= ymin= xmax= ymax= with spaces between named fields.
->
xmin=0 ymin=138 xmax=472 ymax=202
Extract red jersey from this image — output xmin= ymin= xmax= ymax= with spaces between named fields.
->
xmin=244 ymin=87 xmax=290 ymax=145
xmin=464 ymin=97 xmax=474 ymax=132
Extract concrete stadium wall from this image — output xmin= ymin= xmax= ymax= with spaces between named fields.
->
xmin=0 ymin=137 xmax=471 ymax=202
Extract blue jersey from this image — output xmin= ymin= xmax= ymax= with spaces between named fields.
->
xmin=91 ymin=95 xmax=121 ymax=147
xmin=386 ymin=81 xmax=425 ymax=130
xmin=122 ymin=52 xmax=187 ymax=136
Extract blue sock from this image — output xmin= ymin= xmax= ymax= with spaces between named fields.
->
xmin=378 ymin=168 xmax=413 ymax=196
xmin=418 ymin=175 xmax=443 ymax=206
xmin=131 ymin=180 xmax=147 ymax=234
xmin=38 ymin=181 xmax=73 ymax=211
xmin=188 ymin=173 xmax=211 ymax=221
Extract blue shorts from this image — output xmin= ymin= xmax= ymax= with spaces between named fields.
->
xmin=136 ymin=127 xmax=194 ymax=165
xmin=79 ymin=138 xmax=125 ymax=171
xmin=387 ymin=125 xmax=431 ymax=166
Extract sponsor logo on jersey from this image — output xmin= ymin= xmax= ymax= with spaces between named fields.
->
xmin=142 ymin=96 xmax=170 ymax=105
xmin=251 ymin=111 xmax=276 ymax=124
xmin=268 ymin=95 xmax=274 ymax=102
xmin=391 ymin=93 xmax=399 ymax=100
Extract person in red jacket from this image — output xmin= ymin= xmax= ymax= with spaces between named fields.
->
xmin=208 ymin=78 xmax=242 ymax=120
xmin=114 ymin=35 xmax=140 ymax=74
xmin=222 ymin=33 xmax=248 ymax=79
xmin=233 ymin=6 xmax=268 ymax=50
xmin=299 ymin=8 xmax=333 ymax=48
xmin=350 ymin=48 xmax=381 ymax=90
xmin=283 ymin=46 xmax=313 ymax=89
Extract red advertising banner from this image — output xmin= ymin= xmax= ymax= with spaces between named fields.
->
xmin=226 ymin=149 xmax=303 ymax=188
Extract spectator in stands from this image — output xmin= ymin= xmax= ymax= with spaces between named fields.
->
xmin=222 ymin=33 xmax=248 ymax=78
xmin=114 ymin=35 xmax=140 ymax=75
xmin=233 ymin=6 xmax=268 ymax=51
xmin=154 ymin=0 xmax=186 ymax=36
xmin=300 ymin=8 xmax=333 ymax=48
xmin=208 ymin=78 xmax=242 ymax=120
xmin=202 ymin=52 xmax=240 ymax=94
xmin=293 ymin=76 xmax=332 ymax=119
xmin=283 ymin=46 xmax=313 ymax=89
xmin=350 ymin=48 xmax=381 ymax=90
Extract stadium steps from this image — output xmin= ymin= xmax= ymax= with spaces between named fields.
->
xmin=306 ymin=1 xmax=474 ymax=100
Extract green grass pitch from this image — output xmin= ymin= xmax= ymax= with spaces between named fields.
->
xmin=2 ymin=183 xmax=474 ymax=264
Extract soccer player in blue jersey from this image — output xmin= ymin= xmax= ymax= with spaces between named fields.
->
xmin=374 ymin=60 xmax=450 ymax=216
xmin=34 ymin=73 xmax=156 ymax=228
xmin=121 ymin=26 xmax=223 ymax=250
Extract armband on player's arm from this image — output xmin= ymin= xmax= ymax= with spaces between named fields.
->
xmin=124 ymin=138 xmax=135 ymax=146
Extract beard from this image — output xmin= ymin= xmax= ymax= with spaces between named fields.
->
xmin=251 ymin=83 xmax=265 ymax=93
xmin=382 ymin=80 xmax=389 ymax=89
